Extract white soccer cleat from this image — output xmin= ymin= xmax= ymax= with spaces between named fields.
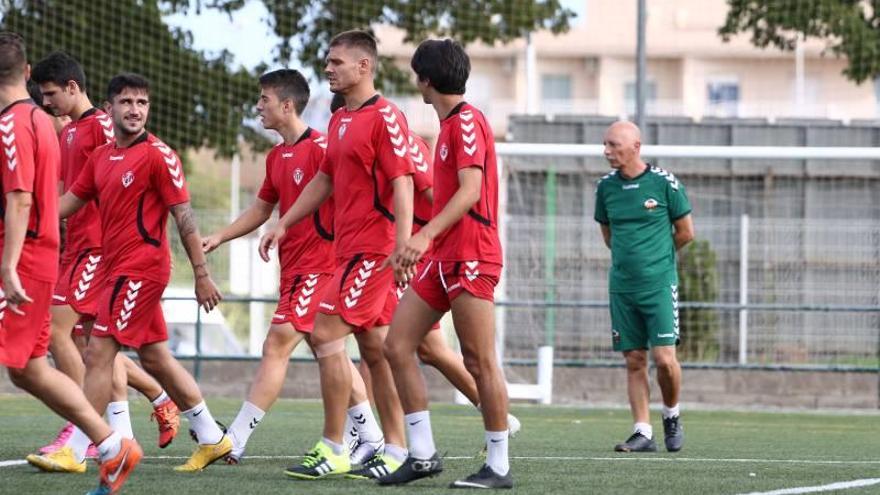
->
xmin=508 ymin=413 xmax=521 ymax=438
xmin=349 ymin=437 xmax=385 ymax=466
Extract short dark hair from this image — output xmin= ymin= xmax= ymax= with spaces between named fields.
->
xmin=329 ymin=30 xmax=378 ymax=64
xmin=31 ymin=51 xmax=87 ymax=92
xmin=107 ymin=73 xmax=150 ymax=102
xmin=0 ymin=32 xmax=27 ymax=86
xmin=330 ymin=93 xmax=345 ymax=113
xmin=411 ymin=39 xmax=470 ymax=95
xmin=259 ymin=69 xmax=310 ymax=115
xmin=26 ymin=79 xmax=44 ymax=106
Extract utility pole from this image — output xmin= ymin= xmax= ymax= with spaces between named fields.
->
xmin=635 ymin=0 xmax=647 ymax=131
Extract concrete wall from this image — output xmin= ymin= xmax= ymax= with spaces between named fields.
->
xmin=2 ymin=360 xmax=875 ymax=410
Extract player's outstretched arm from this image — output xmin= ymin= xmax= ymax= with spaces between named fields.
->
xmin=2 ymin=191 xmax=35 ymax=309
xmin=59 ymin=191 xmax=87 ymax=219
xmin=170 ymin=201 xmax=222 ymax=312
xmin=673 ymin=214 xmax=695 ymax=250
xmin=399 ymin=167 xmax=481 ymax=267
xmin=203 ymin=198 xmax=274 ymax=254
xmin=258 ymin=171 xmax=332 ymax=262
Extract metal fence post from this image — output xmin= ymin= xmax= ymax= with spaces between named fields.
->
xmin=738 ymin=214 xmax=749 ymax=365
xmin=544 ymin=167 xmax=557 ymax=347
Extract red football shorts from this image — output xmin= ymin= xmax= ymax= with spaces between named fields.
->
xmin=411 ymin=260 xmax=501 ymax=313
xmin=379 ymin=265 xmax=441 ymax=330
xmin=0 ymin=274 xmax=53 ymax=369
xmin=319 ymin=254 xmax=395 ymax=331
xmin=272 ymin=272 xmax=334 ymax=332
xmin=91 ymin=276 xmax=168 ymax=348
xmin=53 ymin=248 xmax=106 ymax=317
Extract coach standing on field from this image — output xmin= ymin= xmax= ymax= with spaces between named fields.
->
xmin=594 ymin=121 xmax=693 ymax=454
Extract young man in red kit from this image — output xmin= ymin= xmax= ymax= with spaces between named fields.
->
xmin=380 ymin=39 xmax=513 ymax=489
xmin=28 ymin=51 xmax=179 ymax=465
xmin=58 ymin=73 xmax=230 ymax=474
xmin=259 ymin=30 xmax=414 ymax=479
xmin=202 ymin=69 xmax=381 ymax=465
xmin=0 ymin=32 xmax=141 ymax=495
xmin=329 ymin=92 xmax=521 ymax=478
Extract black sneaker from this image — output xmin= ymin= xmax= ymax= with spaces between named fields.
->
xmin=376 ymin=453 xmax=443 ymax=485
xmin=614 ymin=431 xmax=658 ymax=452
xmin=450 ymin=464 xmax=513 ymax=489
xmin=663 ymin=416 xmax=684 ymax=452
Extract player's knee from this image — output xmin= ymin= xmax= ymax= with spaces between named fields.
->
xmin=7 ymin=367 xmax=27 ymax=387
xmin=416 ymin=341 xmax=439 ymax=366
xmin=653 ymin=349 xmax=679 ymax=371
xmin=461 ymin=352 xmax=494 ymax=380
xmin=262 ymin=329 xmax=297 ymax=360
xmin=360 ymin=343 xmax=385 ymax=368
xmin=313 ymin=338 xmax=345 ymax=359
xmin=623 ymin=350 xmax=648 ymax=371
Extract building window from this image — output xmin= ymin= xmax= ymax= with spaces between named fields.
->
xmin=542 ymin=74 xmax=573 ymax=102
xmin=624 ymin=80 xmax=657 ymax=114
xmin=706 ymin=78 xmax=740 ymax=117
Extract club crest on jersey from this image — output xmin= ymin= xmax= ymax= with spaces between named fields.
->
xmin=66 ymin=128 xmax=76 ymax=146
xmin=293 ymin=167 xmax=304 ymax=185
xmin=122 ymin=171 xmax=135 ymax=188
xmin=439 ymin=143 xmax=449 ymax=161
xmin=644 ymin=198 xmax=658 ymax=210
xmin=338 ymin=123 xmax=348 ymax=140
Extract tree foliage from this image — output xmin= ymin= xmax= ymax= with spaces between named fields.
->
xmin=720 ymin=0 xmax=880 ymax=84
xmin=170 ymin=0 xmax=576 ymax=94
xmin=676 ymin=239 xmax=720 ymax=362
xmin=1 ymin=0 xmax=260 ymax=156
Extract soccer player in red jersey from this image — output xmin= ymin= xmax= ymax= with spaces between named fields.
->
xmin=259 ymin=30 xmax=414 ymax=479
xmin=58 ymin=73 xmax=230 ymax=473
xmin=29 ymin=51 xmax=179 ymax=461
xmin=202 ymin=69 xmax=380 ymax=465
xmin=0 ymin=32 xmax=141 ymax=494
xmin=380 ymin=39 xmax=513 ymax=489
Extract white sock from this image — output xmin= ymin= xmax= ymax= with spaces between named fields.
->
xmin=662 ymin=404 xmax=680 ymax=419
xmin=228 ymin=401 xmax=265 ymax=451
xmin=634 ymin=422 xmax=653 ymax=439
xmin=348 ymin=401 xmax=382 ymax=443
xmin=485 ymin=430 xmax=509 ymax=476
xmin=405 ymin=411 xmax=436 ymax=459
xmin=150 ymin=390 xmax=170 ymax=407
xmin=343 ymin=415 xmax=358 ymax=448
xmin=384 ymin=443 xmax=407 ymax=463
xmin=182 ymin=401 xmax=223 ymax=445
xmin=67 ymin=426 xmax=92 ymax=463
xmin=106 ymin=401 xmax=134 ymax=440
xmin=96 ymin=431 xmax=122 ymax=462
xmin=323 ymin=437 xmax=344 ymax=456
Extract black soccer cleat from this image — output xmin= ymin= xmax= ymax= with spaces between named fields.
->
xmin=376 ymin=452 xmax=443 ymax=485
xmin=450 ymin=464 xmax=514 ymax=489
xmin=614 ymin=431 xmax=658 ymax=452
xmin=663 ymin=416 xmax=684 ymax=452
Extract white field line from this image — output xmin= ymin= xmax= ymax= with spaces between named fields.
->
xmin=735 ymin=478 xmax=880 ymax=495
xmin=4 ymin=455 xmax=879 ymax=466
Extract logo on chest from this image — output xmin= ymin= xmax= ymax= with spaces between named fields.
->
xmin=65 ymin=128 xmax=76 ymax=146
xmin=338 ymin=118 xmax=352 ymax=140
xmin=644 ymin=198 xmax=658 ymax=210
xmin=439 ymin=143 xmax=449 ymax=161
xmin=293 ymin=167 xmax=304 ymax=185
xmin=122 ymin=171 xmax=135 ymax=188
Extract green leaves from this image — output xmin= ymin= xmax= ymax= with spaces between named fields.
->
xmin=720 ymin=0 xmax=880 ymax=84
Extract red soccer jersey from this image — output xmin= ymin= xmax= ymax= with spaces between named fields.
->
xmin=257 ymin=128 xmax=335 ymax=275
xmin=70 ymin=132 xmax=189 ymax=284
xmin=430 ymin=102 xmax=502 ymax=264
xmin=319 ymin=95 xmax=414 ymax=259
xmin=59 ymin=108 xmax=114 ymax=258
xmin=409 ymin=132 xmax=433 ymax=234
xmin=0 ymin=100 xmax=60 ymax=283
